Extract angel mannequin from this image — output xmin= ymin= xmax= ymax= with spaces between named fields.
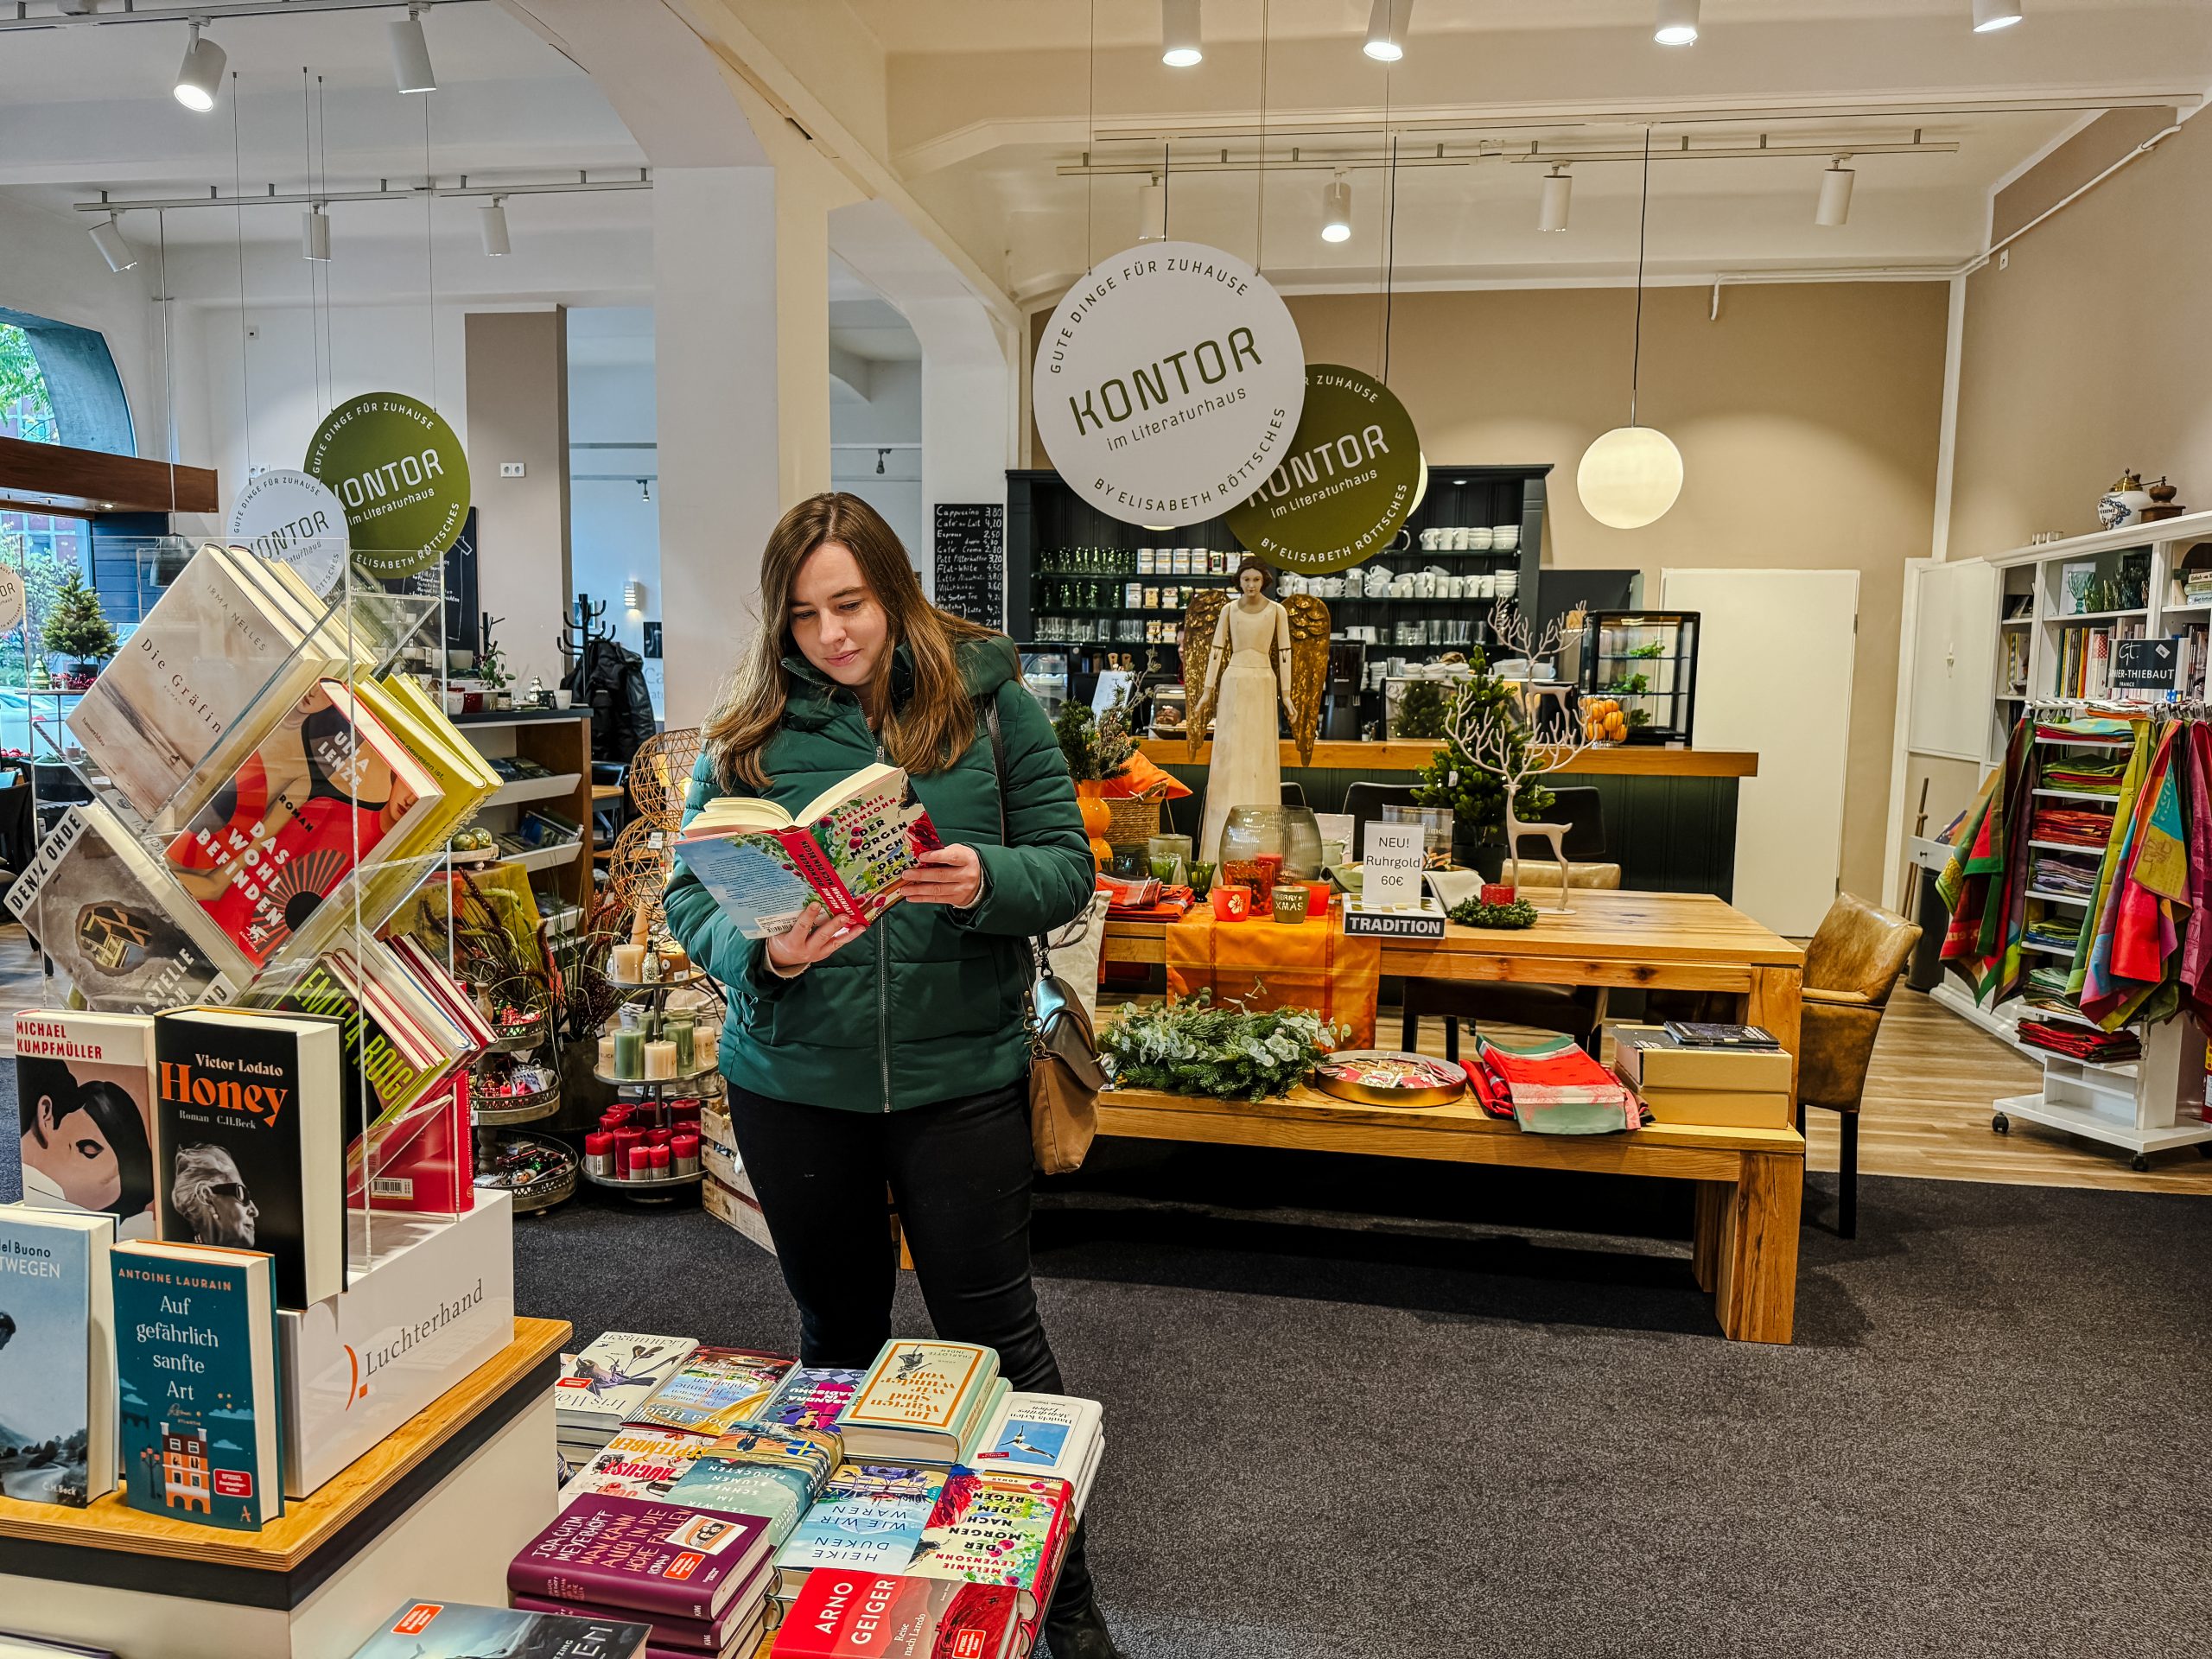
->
xmin=1192 ymin=557 xmax=1297 ymax=862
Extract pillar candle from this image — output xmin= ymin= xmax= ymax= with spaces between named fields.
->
xmin=648 ymin=1144 xmax=671 ymax=1178
xmin=643 ymin=1039 xmax=677 ymax=1080
xmin=613 ymin=1024 xmax=644 ymax=1079
xmin=583 ymin=1133 xmax=613 ymax=1178
xmin=627 ymin=1145 xmax=655 ymax=1181
xmin=672 ymin=1133 xmax=700 ymax=1176
xmin=609 ymin=944 xmax=647 ymax=982
xmin=598 ymin=1035 xmax=618 ymax=1075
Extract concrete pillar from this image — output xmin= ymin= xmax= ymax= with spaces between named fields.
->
xmin=464 ymin=308 xmax=570 ymax=693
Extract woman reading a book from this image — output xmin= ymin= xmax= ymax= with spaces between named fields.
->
xmin=666 ymin=493 xmax=1120 ymax=1659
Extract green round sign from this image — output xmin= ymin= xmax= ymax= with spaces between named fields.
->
xmin=305 ymin=391 xmax=471 ymax=578
xmin=1226 ymin=364 xmax=1420 ymax=575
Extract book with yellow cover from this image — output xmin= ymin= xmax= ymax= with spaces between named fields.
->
xmin=836 ymin=1341 xmax=1001 ymax=1465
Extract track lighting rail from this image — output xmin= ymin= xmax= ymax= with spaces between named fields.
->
xmin=1 ymin=0 xmax=482 ymax=32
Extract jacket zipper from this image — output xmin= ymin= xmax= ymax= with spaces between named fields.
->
xmin=874 ymin=734 xmax=894 ymax=1112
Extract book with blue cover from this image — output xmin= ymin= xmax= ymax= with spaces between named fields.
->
xmin=662 ymin=1421 xmax=840 ymax=1545
xmin=0 ymin=1207 xmax=118 ymax=1508
xmin=772 ymin=1461 xmax=946 ymax=1592
xmin=346 ymin=1599 xmax=646 ymax=1658
xmin=111 ymin=1238 xmax=284 ymax=1530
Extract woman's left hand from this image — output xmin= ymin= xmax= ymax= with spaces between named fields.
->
xmin=903 ymin=843 xmax=985 ymax=907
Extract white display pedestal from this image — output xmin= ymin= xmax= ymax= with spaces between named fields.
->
xmin=0 ymin=1318 xmax=565 ymax=1659
xmin=279 ymin=1192 xmax=518 ymax=1497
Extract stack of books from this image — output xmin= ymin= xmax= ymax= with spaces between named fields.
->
xmin=556 ymin=1332 xmax=702 ymax=1465
xmin=348 ymin=1601 xmax=649 ymax=1658
xmin=1610 ymin=1025 xmax=1793 ymax=1130
xmin=501 ymin=1336 xmax=1104 ymax=1659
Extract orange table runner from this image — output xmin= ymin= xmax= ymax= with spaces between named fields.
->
xmin=1164 ymin=907 xmax=1382 ymax=1046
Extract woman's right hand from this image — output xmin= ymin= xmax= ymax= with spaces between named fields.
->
xmin=763 ymin=900 xmax=867 ymax=975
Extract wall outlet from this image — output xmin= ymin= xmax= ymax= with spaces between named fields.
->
xmin=1998 ymin=250 xmax=2009 ymax=270
xmin=500 ymin=461 xmax=526 ymax=478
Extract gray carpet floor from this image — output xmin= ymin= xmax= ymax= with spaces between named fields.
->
xmin=517 ymin=1141 xmax=2212 ymax=1659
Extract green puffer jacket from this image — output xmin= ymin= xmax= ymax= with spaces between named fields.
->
xmin=664 ymin=634 xmax=1094 ymax=1112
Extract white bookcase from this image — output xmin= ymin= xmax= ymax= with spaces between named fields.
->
xmin=1931 ymin=507 xmax=2212 ymax=1166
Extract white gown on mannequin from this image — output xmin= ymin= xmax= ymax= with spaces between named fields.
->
xmin=1198 ymin=598 xmax=1292 ymax=863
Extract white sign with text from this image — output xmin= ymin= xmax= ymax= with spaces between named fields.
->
xmin=1032 ymin=240 xmax=1306 ymax=526
xmin=1361 ymin=822 xmax=1427 ymax=910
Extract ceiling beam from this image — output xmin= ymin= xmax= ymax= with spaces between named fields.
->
xmin=0 ymin=435 xmax=217 ymax=518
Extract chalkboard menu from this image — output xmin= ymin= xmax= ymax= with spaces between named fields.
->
xmin=934 ymin=502 xmax=1005 ymax=628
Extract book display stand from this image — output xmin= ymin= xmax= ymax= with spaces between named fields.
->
xmin=2 ymin=543 xmax=561 ymax=1655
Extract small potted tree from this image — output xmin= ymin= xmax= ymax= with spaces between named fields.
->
xmin=41 ymin=568 xmax=118 ymax=690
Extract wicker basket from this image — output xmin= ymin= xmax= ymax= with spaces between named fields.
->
xmin=1103 ymin=782 xmax=1171 ymax=845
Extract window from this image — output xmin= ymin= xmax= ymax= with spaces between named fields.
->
xmin=1 ymin=321 xmax=97 ymax=758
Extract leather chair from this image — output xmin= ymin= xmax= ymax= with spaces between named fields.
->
xmin=1798 ymin=891 xmax=1922 ymax=1240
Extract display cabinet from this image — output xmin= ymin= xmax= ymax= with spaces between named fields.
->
xmin=1578 ymin=610 xmax=1700 ymax=745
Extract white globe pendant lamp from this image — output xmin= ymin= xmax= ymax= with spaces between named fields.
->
xmin=1578 ymin=128 xmax=1683 ymax=530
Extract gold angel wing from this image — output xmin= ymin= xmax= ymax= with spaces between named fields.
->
xmin=1181 ymin=587 xmax=1231 ymax=760
xmin=1283 ymin=594 xmax=1332 ymax=766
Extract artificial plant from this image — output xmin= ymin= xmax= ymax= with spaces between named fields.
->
xmin=1408 ymin=643 xmax=1554 ymax=849
xmin=1100 ymin=988 xmax=1344 ymax=1102
xmin=41 ymin=567 xmax=117 ymax=671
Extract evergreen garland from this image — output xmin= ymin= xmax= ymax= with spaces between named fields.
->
xmin=1100 ymin=989 xmax=1344 ymax=1101
xmin=1447 ymin=895 xmax=1539 ymax=930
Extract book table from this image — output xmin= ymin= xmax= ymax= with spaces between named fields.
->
xmin=0 ymin=1316 xmax=570 ymax=1658
xmin=1100 ymin=890 xmax=1808 ymax=1343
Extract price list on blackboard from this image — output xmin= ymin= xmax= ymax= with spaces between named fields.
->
xmin=934 ymin=502 xmax=1005 ymax=628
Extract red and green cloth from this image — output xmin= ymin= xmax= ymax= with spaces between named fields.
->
xmin=1937 ymin=716 xmax=2037 ymax=1005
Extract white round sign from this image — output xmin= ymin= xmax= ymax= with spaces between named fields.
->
xmin=1033 ymin=240 xmax=1306 ymax=526
xmin=0 ymin=566 xmax=23 ymax=634
xmin=227 ymin=468 xmax=351 ymax=594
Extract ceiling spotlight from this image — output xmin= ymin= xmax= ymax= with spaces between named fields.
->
xmin=1539 ymin=167 xmax=1572 ymax=233
xmin=479 ymin=199 xmax=512 ymax=257
xmin=1363 ymin=0 xmax=1410 ymax=62
xmin=1815 ymin=159 xmax=1855 ymax=226
xmin=174 ymin=22 xmax=226 ymax=113
xmin=637 ymin=480 xmax=652 ymax=505
xmin=89 ymin=216 xmax=137 ymax=273
xmin=1654 ymin=0 xmax=1700 ymax=45
xmin=1972 ymin=0 xmax=2024 ymax=31
xmin=390 ymin=3 xmax=437 ymax=94
xmin=1161 ymin=0 xmax=1202 ymax=67
xmin=1321 ymin=174 xmax=1352 ymax=244
xmin=876 ymin=448 xmax=890 ymax=475
xmin=302 ymin=204 xmax=332 ymax=262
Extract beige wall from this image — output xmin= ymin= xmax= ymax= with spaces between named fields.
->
xmin=465 ymin=310 xmax=572 ymax=692
xmin=1949 ymin=111 xmax=2212 ymax=560
xmin=1288 ymin=283 xmax=1950 ymax=902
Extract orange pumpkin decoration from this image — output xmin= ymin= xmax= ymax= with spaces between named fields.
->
xmin=1088 ymin=835 xmax=1114 ymax=869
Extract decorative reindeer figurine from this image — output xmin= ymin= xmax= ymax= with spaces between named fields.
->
xmin=1442 ymin=600 xmax=1595 ymax=912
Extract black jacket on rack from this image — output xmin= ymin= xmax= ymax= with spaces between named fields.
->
xmin=563 ymin=636 xmax=657 ymax=765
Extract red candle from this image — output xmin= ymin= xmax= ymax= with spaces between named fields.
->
xmin=1304 ymin=881 xmax=1331 ymax=918
xmin=645 ymin=1126 xmax=673 ymax=1147
xmin=1211 ymin=884 xmax=1251 ymax=921
xmin=648 ymin=1144 xmax=671 ymax=1175
xmin=627 ymin=1145 xmax=654 ymax=1179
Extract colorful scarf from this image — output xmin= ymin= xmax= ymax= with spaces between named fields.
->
xmin=2078 ymin=720 xmax=2182 ymax=1027
xmin=1937 ymin=716 xmax=2035 ymax=1004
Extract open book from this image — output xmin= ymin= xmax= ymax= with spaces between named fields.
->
xmin=676 ymin=762 xmax=941 ymax=939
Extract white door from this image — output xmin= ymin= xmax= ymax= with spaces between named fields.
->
xmin=1661 ymin=568 xmax=1859 ymax=935
xmin=1904 ymin=557 xmax=1998 ymax=761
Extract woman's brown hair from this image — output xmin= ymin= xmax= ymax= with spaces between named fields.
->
xmin=703 ymin=493 xmax=1000 ymax=790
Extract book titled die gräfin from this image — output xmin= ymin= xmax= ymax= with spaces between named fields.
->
xmin=773 ymin=1572 xmax=1020 ymax=1659
xmin=509 ymin=1494 xmax=774 ymax=1620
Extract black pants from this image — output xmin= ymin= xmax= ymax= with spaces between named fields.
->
xmin=724 ymin=1077 xmax=1096 ymax=1623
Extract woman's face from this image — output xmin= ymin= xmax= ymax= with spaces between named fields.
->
xmin=789 ymin=541 xmax=891 ymax=690
xmin=23 ymin=1096 xmax=122 ymax=1211
xmin=1239 ymin=567 xmax=1267 ymax=598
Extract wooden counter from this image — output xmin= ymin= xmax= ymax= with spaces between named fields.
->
xmin=1139 ymin=737 xmax=1758 ymax=778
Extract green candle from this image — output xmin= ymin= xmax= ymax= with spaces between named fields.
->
xmin=613 ymin=1006 xmax=645 ymax=1079
xmin=667 ymin=1011 xmax=696 ymax=1072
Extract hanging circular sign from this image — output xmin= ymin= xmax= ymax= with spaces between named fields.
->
xmin=226 ymin=468 xmax=350 ymax=594
xmin=1226 ymin=363 xmax=1420 ymax=574
xmin=1033 ymin=240 xmax=1306 ymax=526
xmin=304 ymin=391 xmax=470 ymax=578
xmin=0 ymin=566 xmax=24 ymax=634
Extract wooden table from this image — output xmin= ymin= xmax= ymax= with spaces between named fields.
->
xmin=1098 ymin=1084 xmax=1802 ymax=1343
xmin=0 ymin=1317 xmax=570 ymax=1656
xmin=1101 ymin=890 xmax=1808 ymax=1342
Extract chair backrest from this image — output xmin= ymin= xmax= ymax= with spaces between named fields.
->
xmin=1343 ymin=780 xmax=1418 ymax=856
xmin=1805 ymin=891 xmax=1922 ymax=1005
xmin=1280 ymin=780 xmax=1308 ymax=809
xmin=1543 ymin=786 xmax=1608 ymax=858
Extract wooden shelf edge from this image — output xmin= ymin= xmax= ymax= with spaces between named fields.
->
xmin=0 ymin=1315 xmax=570 ymax=1573
xmin=1137 ymin=737 xmax=1758 ymax=778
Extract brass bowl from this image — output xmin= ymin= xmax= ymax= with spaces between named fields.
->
xmin=1311 ymin=1049 xmax=1467 ymax=1109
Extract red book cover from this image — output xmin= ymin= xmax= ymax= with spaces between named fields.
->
xmin=508 ymin=1495 xmax=774 ymax=1620
xmin=774 ymin=1573 xmax=1019 ymax=1659
xmin=162 ymin=679 xmax=430 ymax=966
xmin=350 ymin=1071 xmax=472 ymax=1214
